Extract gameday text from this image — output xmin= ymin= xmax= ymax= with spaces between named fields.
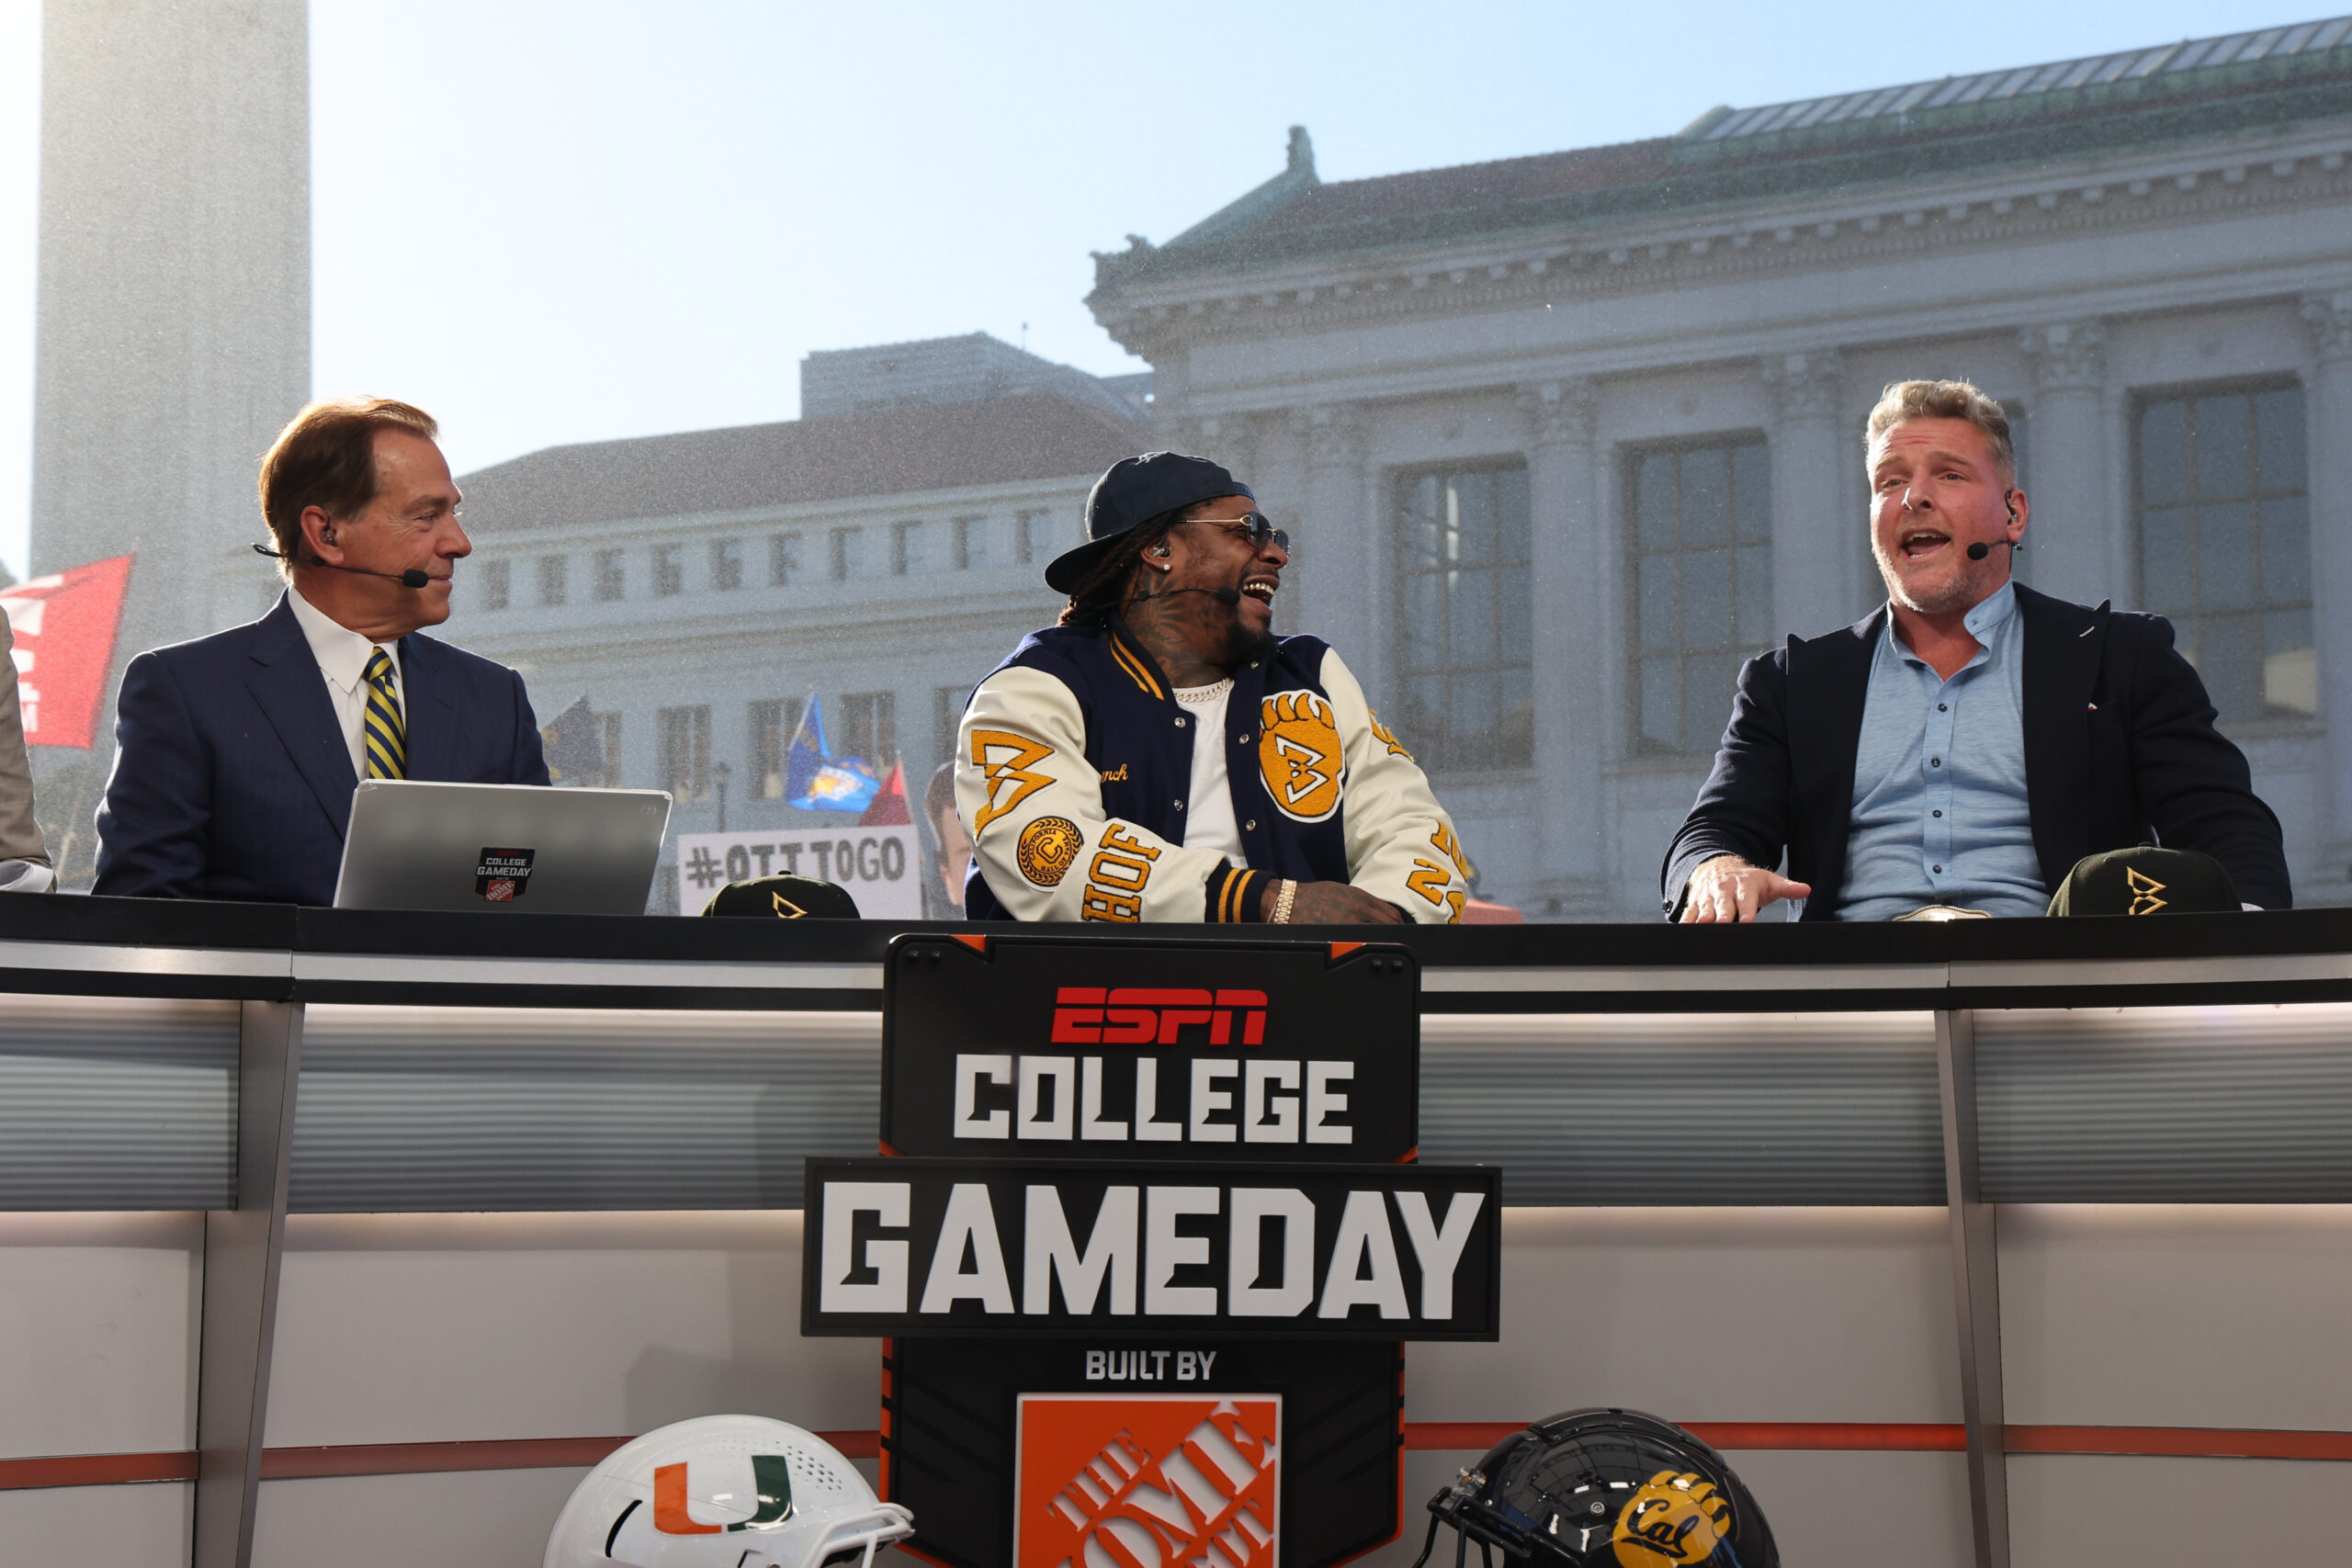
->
xmin=801 ymin=1157 xmax=1498 ymax=1339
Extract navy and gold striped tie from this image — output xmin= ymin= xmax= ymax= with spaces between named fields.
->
xmin=362 ymin=649 xmax=406 ymax=780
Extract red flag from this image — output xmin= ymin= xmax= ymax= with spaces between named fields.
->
xmin=859 ymin=759 xmax=911 ymax=825
xmin=1 ymin=554 xmax=134 ymax=750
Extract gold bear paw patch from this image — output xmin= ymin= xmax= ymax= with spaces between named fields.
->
xmin=1259 ymin=690 xmax=1345 ymax=823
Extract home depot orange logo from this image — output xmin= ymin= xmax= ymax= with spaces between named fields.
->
xmin=1050 ymin=988 xmax=1270 ymax=1047
xmin=1014 ymin=1393 xmax=1279 ymax=1568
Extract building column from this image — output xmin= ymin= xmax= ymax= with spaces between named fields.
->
xmin=31 ymin=0 xmax=311 ymax=883
xmin=1293 ymin=404 xmax=1382 ymax=700
xmin=1764 ymin=351 xmax=1857 ymax=637
xmin=2018 ymin=321 xmax=2112 ymax=605
xmin=2301 ymin=292 xmax=2352 ymax=870
xmin=1520 ymin=378 xmax=1610 ymax=913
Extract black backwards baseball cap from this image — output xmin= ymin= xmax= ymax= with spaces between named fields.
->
xmin=1046 ymin=452 xmax=1254 ymax=594
xmin=2046 ymin=846 xmax=2240 ymax=917
xmin=697 ymin=874 xmax=862 ymax=919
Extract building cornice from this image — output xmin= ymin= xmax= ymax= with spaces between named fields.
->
xmin=1094 ymin=130 xmax=2352 ymax=362
xmin=451 ymin=587 xmax=1062 ymax=665
xmin=462 ymin=470 xmax=1100 ymax=546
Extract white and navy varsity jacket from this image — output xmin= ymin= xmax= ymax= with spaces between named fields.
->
xmin=956 ymin=616 xmax=1470 ymax=923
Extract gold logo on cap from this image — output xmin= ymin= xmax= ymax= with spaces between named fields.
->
xmin=2126 ymin=866 xmax=2168 ymax=916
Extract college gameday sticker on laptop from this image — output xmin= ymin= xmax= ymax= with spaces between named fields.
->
xmin=475 ymin=847 xmax=535 ymax=902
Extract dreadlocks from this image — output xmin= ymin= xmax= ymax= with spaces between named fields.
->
xmin=1056 ymin=503 xmax=1204 ymax=626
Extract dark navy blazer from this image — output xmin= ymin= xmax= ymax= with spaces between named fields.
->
xmin=94 ymin=595 xmax=549 ymax=906
xmin=1660 ymin=584 xmax=2291 ymax=919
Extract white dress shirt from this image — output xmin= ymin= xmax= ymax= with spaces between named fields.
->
xmin=286 ymin=586 xmax=407 ymax=781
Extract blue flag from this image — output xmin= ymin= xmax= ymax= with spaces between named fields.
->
xmin=786 ymin=695 xmax=881 ymax=813
xmin=538 ymin=694 xmax=605 ymax=785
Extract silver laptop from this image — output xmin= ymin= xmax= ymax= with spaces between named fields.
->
xmin=334 ymin=780 xmax=673 ymax=914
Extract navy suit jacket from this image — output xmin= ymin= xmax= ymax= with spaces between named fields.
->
xmin=1660 ymin=584 xmax=2291 ymax=919
xmin=94 ymin=595 xmax=549 ymax=906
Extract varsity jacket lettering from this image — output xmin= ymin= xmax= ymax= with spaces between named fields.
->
xmin=956 ymin=618 xmax=1469 ymax=923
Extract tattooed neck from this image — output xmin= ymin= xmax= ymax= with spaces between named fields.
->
xmin=1123 ymin=597 xmax=1230 ymax=688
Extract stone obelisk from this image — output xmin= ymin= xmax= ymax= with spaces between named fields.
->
xmin=28 ymin=0 xmax=311 ymax=874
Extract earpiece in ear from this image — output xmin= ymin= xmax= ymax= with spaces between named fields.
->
xmin=1151 ymin=543 xmax=1170 ymax=558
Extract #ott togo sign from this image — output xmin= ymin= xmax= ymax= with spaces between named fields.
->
xmin=673 ymin=826 xmax=922 ymax=917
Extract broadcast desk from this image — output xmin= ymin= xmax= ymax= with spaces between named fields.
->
xmin=2 ymin=897 xmax=2348 ymax=1568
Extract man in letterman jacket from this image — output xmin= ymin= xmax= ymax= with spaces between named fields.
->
xmin=956 ymin=453 xmax=1471 ymax=925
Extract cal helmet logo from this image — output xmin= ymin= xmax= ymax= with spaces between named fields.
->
xmin=475 ymin=847 xmax=535 ymax=902
xmin=1609 ymin=1470 xmax=1733 ymax=1565
xmin=1015 ymin=1393 xmax=1278 ymax=1568
xmin=645 ymin=1452 xmax=795 ymax=1536
xmin=1051 ymin=987 xmax=1269 ymax=1046
xmin=1259 ymin=692 xmax=1343 ymax=823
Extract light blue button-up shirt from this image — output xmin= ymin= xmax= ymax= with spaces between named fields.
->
xmin=1840 ymin=583 xmax=2047 ymax=921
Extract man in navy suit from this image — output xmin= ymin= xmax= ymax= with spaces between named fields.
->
xmin=1663 ymin=378 xmax=2289 ymax=922
xmin=95 ymin=398 xmax=548 ymax=905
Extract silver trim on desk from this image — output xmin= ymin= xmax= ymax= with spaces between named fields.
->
xmin=0 ymin=939 xmax=290 ymax=979
xmin=288 ymin=953 xmax=885 ymax=990
xmin=1947 ymin=953 xmax=2352 ymax=988
xmin=1423 ymin=963 xmax=1948 ymax=992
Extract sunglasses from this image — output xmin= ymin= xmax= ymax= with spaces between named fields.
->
xmin=1189 ymin=513 xmax=1293 ymax=555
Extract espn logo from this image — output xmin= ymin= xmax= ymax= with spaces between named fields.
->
xmin=1052 ymin=987 xmax=1268 ymax=1047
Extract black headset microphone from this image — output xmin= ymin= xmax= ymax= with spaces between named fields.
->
xmin=250 ymin=542 xmax=430 ymax=590
xmin=1966 ymin=499 xmax=2025 ymax=561
xmin=1133 ymin=544 xmax=1244 ymax=606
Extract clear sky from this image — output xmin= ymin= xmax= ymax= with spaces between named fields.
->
xmin=0 ymin=0 xmax=2333 ymax=581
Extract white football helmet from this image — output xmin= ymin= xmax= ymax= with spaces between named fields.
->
xmin=547 ymin=1416 xmax=915 ymax=1568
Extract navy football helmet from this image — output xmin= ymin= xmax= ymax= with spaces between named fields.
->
xmin=1408 ymin=1408 xmax=1777 ymax=1568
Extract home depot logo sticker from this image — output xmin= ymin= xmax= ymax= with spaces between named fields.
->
xmin=475 ymin=846 xmax=535 ymax=902
xmin=1014 ymin=1393 xmax=1280 ymax=1568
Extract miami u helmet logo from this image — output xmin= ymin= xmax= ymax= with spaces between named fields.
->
xmin=652 ymin=1453 xmax=795 ymax=1535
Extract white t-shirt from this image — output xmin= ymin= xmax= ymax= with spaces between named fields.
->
xmin=1174 ymin=679 xmax=1246 ymax=866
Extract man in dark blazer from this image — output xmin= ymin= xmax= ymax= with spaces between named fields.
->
xmin=95 ymin=399 xmax=547 ymax=906
xmin=1664 ymin=379 xmax=2288 ymax=922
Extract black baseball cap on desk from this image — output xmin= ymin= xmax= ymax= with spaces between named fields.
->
xmin=2046 ymin=846 xmax=2240 ymax=917
xmin=698 ymin=875 xmax=861 ymax=919
xmin=1046 ymin=452 xmax=1253 ymax=593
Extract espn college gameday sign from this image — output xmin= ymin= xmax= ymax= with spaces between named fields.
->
xmin=877 ymin=935 xmax=1420 ymax=1162
xmin=802 ymin=935 xmax=1501 ymax=1568
xmin=801 ymin=1158 xmax=1498 ymax=1337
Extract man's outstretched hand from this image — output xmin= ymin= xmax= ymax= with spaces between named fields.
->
xmin=1261 ymin=878 xmax=1408 ymax=924
xmin=1679 ymin=855 xmax=1812 ymax=923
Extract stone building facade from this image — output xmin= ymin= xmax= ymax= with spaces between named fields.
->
xmin=443 ymin=351 xmax=1151 ymax=906
xmin=1087 ymin=19 xmax=2352 ymax=916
